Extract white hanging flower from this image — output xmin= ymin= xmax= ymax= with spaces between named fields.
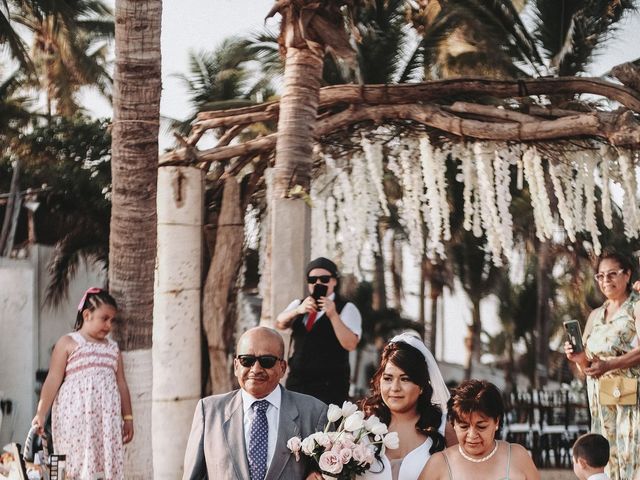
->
xmin=494 ymin=147 xmax=514 ymax=257
xmin=582 ymin=152 xmax=602 ymax=255
xmin=362 ymin=135 xmax=390 ymax=216
xmin=618 ymin=150 xmax=640 ymax=238
xmin=549 ymin=161 xmax=576 ymax=242
xmin=419 ymin=136 xmax=445 ymax=257
xmin=474 ymin=142 xmax=503 ymax=265
xmin=598 ymin=145 xmax=614 ymax=230
xmin=458 ymin=145 xmax=476 ymax=232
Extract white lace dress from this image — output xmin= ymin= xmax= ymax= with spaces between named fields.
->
xmin=51 ymin=332 xmax=124 ymax=480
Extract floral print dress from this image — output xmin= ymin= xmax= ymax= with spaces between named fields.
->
xmin=51 ymin=332 xmax=124 ymax=480
xmin=585 ymin=291 xmax=640 ymax=480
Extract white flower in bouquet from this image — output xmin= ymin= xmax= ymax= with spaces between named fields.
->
xmin=313 ymin=432 xmax=332 ymax=449
xmin=302 ymin=435 xmax=317 ymax=455
xmin=327 ymin=404 xmax=343 ymax=423
xmin=343 ymin=411 xmax=365 ymax=432
xmin=341 ymin=401 xmax=358 ymax=418
xmin=383 ymin=431 xmax=400 ymax=450
xmin=363 ymin=415 xmax=387 ymax=436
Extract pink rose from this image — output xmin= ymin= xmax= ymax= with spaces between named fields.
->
xmin=287 ymin=436 xmax=302 ymax=461
xmin=318 ymin=451 xmax=343 ymax=475
xmin=352 ymin=444 xmax=369 ymax=465
xmin=338 ymin=448 xmax=352 ymax=464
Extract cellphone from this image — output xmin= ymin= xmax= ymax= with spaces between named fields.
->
xmin=563 ymin=320 xmax=584 ymax=353
xmin=312 ymin=283 xmax=328 ymax=301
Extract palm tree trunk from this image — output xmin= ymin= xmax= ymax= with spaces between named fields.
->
xmin=202 ymin=177 xmax=244 ymax=393
xmin=535 ymin=241 xmax=552 ymax=388
xmin=267 ymin=47 xmax=323 ymax=322
xmin=272 ymin=47 xmax=323 ymax=196
xmin=110 ymin=0 xmax=161 ymax=476
xmin=0 ymin=158 xmax=20 ymax=256
xmin=464 ymin=297 xmax=482 ymax=379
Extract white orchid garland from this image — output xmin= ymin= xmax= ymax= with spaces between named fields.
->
xmin=307 ymin=135 xmax=637 ymax=275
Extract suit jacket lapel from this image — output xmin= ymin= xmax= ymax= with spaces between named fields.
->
xmin=265 ymin=388 xmax=299 ymax=480
xmin=223 ymin=391 xmax=251 ymax=480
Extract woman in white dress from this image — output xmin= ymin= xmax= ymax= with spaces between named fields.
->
xmin=358 ymin=333 xmax=452 ymax=480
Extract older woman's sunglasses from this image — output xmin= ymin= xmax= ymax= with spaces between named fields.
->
xmin=236 ymin=354 xmax=282 ymax=369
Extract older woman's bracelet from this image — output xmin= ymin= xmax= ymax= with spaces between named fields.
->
xmin=123 ymin=414 xmax=134 ymax=421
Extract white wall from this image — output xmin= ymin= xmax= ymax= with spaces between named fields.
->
xmin=0 ymin=245 xmax=105 ymax=445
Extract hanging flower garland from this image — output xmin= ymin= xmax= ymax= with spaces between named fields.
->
xmin=582 ymin=151 xmax=602 ymax=255
xmin=474 ymin=142 xmax=503 ymax=265
xmin=493 ymin=146 xmax=515 ymax=258
xmin=598 ymin=145 xmax=614 ymax=230
xmin=618 ymin=150 xmax=640 ymax=239
xmin=420 ymin=136 xmax=445 ymax=257
xmin=549 ymin=160 xmax=576 ymax=243
xmin=362 ymin=135 xmax=390 ymax=217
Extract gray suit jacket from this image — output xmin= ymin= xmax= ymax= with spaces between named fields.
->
xmin=182 ymin=386 xmax=328 ymax=480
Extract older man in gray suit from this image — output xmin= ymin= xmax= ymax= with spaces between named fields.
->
xmin=182 ymin=326 xmax=328 ymax=480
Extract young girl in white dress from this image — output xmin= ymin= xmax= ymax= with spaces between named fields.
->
xmin=358 ymin=333 xmax=451 ymax=480
xmin=32 ymin=288 xmax=134 ymax=479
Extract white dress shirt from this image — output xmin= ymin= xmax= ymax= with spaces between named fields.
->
xmin=587 ymin=473 xmax=610 ymax=480
xmin=241 ymin=385 xmax=282 ymax=470
xmin=283 ymin=292 xmax=362 ymax=337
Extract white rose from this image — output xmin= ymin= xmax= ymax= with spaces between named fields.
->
xmin=327 ymin=404 xmax=343 ymax=423
xmin=318 ymin=451 xmax=343 ymax=475
xmin=301 ymin=435 xmax=317 ymax=455
xmin=341 ymin=401 xmax=358 ymax=417
xmin=382 ymin=431 xmax=400 ymax=450
xmin=343 ymin=411 xmax=365 ymax=432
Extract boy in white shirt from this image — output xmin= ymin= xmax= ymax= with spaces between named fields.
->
xmin=572 ymin=433 xmax=610 ymax=480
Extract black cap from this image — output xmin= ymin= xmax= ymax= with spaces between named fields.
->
xmin=305 ymin=257 xmax=339 ymax=278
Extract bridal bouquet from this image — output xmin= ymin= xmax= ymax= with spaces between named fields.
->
xmin=287 ymin=401 xmax=399 ymax=480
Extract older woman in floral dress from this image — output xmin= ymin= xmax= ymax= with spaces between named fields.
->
xmin=565 ymin=249 xmax=640 ymax=480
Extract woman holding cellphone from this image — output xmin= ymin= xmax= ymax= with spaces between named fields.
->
xmin=564 ymin=249 xmax=640 ymax=480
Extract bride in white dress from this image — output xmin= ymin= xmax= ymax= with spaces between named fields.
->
xmin=358 ymin=333 xmax=451 ymax=480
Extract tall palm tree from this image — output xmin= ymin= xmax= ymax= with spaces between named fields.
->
xmin=109 ymin=0 xmax=161 ymax=476
xmin=11 ymin=0 xmax=114 ymax=116
xmin=171 ymin=38 xmax=271 ymax=135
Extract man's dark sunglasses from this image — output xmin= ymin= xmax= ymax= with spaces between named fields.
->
xmin=236 ymin=354 xmax=282 ymax=369
xmin=307 ymin=275 xmax=333 ymax=284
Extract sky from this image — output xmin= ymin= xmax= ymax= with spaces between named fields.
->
xmin=87 ymin=1 xmax=640 ymax=150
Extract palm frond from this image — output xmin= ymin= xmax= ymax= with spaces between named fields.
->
xmin=532 ymin=0 xmax=637 ymax=75
xmin=45 ymin=224 xmax=108 ymax=307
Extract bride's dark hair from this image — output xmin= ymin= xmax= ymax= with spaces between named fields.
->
xmin=359 ymin=341 xmax=446 ymax=454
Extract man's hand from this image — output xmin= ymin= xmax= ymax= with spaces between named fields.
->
xmin=318 ymin=296 xmax=336 ymax=317
xmin=297 ymin=296 xmax=317 ymax=315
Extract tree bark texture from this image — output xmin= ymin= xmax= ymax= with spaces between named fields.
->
xmin=202 ymin=177 xmax=244 ymax=394
xmin=110 ymin=0 xmax=161 ymax=350
xmin=270 ymin=47 xmax=323 ymax=197
xmin=110 ymin=0 xmax=161 ymax=476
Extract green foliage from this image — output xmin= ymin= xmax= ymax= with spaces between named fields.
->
xmin=1 ymin=115 xmax=111 ymax=305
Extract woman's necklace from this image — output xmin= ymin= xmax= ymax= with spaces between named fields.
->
xmin=458 ymin=441 xmax=499 ymax=463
